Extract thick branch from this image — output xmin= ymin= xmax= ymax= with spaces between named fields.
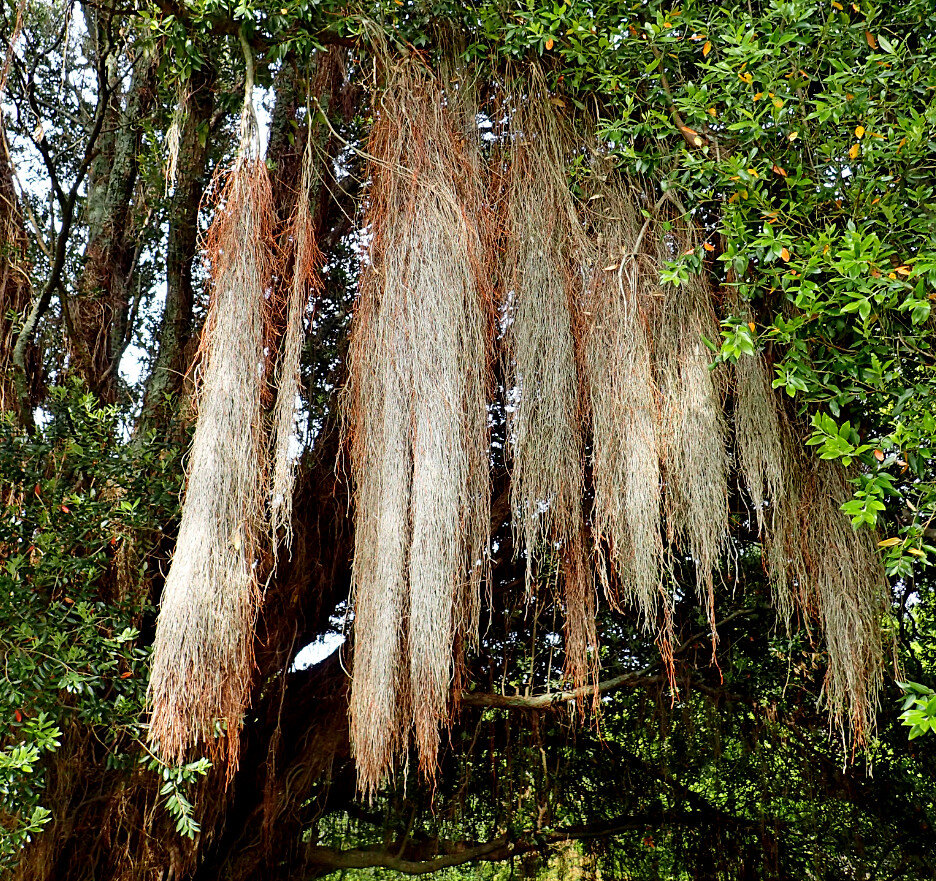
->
xmin=304 ymin=808 xmax=729 ymax=876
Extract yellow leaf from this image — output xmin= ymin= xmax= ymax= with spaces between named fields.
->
xmin=780 ymin=247 xmax=790 ymax=262
xmin=747 ymin=167 xmax=759 ymax=178
xmin=603 ymin=264 xmax=619 ymax=272
xmin=848 ymin=142 xmax=860 ymax=159
xmin=896 ymin=265 xmax=912 ymax=275
xmin=888 ymin=272 xmax=897 ymax=280
xmin=545 ymin=37 xmax=554 ymax=50
xmin=831 ymin=0 xmax=843 ymax=8
xmin=877 ymin=537 xmax=901 ymax=548
xmin=728 ymin=192 xmax=740 ymax=204
xmin=703 ymin=242 xmax=715 ymax=252
xmin=739 ymin=71 xmax=753 ymax=84
xmin=748 ymin=321 xmax=756 ymax=332
xmin=874 ymin=448 xmax=885 ymax=461
xmin=908 ymin=547 xmax=925 ymax=558
xmin=773 ymin=97 xmax=784 ymax=109
xmin=866 ymin=31 xmax=877 ymax=49
xmin=788 ymin=131 xmax=799 ymax=141
xmin=702 ymin=40 xmax=712 ymax=56
xmin=855 ymin=125 xmax=865 ymax=138
xmin=753 ymin=92 xmax=764 ymax=101
xmin=707 ymin=106 xmax=717 ymax=116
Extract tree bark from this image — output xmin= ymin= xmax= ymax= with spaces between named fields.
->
xmin=0 ymin=118 xmax=34 ymax=413
xmin=137 ymin=64 xmax=215 ymax=435
xmin=68 ymin=33 xmax=155 ymax=404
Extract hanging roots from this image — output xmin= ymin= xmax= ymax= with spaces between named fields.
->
xmin=728 ymin=287 xmax=887 ymax=738
xmin=164 ymin=79 xmax=189 ymax=197
xmin=149 ymin=104 xmax=276 ymax=769
xmin=584 ymin=176 xmax=665 ymax=633
xmin=650 ymin=215 xmax=729 ymax=630
xmin=561 ymin=534 xmax=599 ymax=700
xmin=345 ymin=58 xmax=491 ymax=796
xmin=501 ymin=66 xmax=594 ymax=689
xmin=270 ymin=132 xmax=322 ymax=552
xmin=730 ymin=289 xmax=798 ymax=622
xmin=798 ymin=458 xmax=888 ymax=741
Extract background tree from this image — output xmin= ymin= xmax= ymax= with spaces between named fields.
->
xmin=1 ymin=1 xmax=936 ymax=879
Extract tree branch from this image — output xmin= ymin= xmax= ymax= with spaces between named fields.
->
xmin=648 ymin=44 xmax=711 ymax=151
xmin=10 ymin=13 xmax=113 ymax=426
xmin=304 ymin=808 xmax=733 ymax=876
xmin=461 ymin=608 xmax=751 ymax=710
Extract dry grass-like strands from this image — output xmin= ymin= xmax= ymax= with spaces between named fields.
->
xmin=798 ymin=458 xmax=888 ymax=740
xmin=650 ymin=218 xmax=729 ymax=628
xmin=345 ymin=59 xmax=491 ymax=795
xmin=561 ymin=537 xmax=599 ymax=697
xmin=729 ymin=290 xmax=799 ymax=623
xmin=148 ymin=79 xmax=276 ymax=768
xmin=164 ymin=79 xmax=189 ymax=197
xmin=729 ymin=296 xmax=887 ymax=738
xmin=501 ymin=67 xmax=594 ymax=688
xmin=584 ymin=178 xmax=665 ymax=629
xmin=270 ymin=134 xmax=322 ymax=552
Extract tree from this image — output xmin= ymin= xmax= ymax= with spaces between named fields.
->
xmin=1 ymin=1 xmax=936 ymax=878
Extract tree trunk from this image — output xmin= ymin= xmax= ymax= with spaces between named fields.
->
xmin=0 ymin=118 xmax=34 ymax=413
xmin=137 ymin=64 xmax=215 ymax=435
xmin=68 ymin=35 xmax=154 ymax=404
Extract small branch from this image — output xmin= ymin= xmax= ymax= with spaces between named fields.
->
xmin=0 ymin=126 xmax=51 ymax=259
xmin=461 ymin=608 xmax=751 ymax=710
xmin=10 ymin=23 xmax=112 ymax=426
xmin=648 ymin=44 xmax=709 ymax=151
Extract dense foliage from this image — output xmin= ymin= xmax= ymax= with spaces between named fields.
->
xmin=2 ymin=0 xmax=936 ymax=878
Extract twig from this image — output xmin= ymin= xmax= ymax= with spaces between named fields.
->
xmin=648 ymin=44 xmax=710 ymax=151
